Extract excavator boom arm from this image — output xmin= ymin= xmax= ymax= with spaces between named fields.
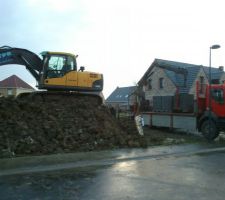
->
xmin=0 ymin=46 xmax=43 ymax=81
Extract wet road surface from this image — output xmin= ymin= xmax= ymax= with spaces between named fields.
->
xmin=0 ymin=144 xmax=225 ymax=200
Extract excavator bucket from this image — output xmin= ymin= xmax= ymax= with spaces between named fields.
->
xmin=0 ymin=46 xmax=43 ymax=81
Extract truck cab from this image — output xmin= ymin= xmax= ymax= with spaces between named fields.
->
xmin=207 ymin=84 xmax=225 ymax=117
xmin=198 ymin=83 xmax=225 ymax=140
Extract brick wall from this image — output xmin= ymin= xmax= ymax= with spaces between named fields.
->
xmin=189 ymin=67 xmax=208 ymax=99
xmin=143 ymin=67 xmax=177 ymax=105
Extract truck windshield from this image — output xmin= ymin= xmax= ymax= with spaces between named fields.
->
xmin=211 ymin=88 xmax=224 ymax=104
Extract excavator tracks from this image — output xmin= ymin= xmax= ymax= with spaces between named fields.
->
xmin=17 ymin=91 xmax=103 ymax=106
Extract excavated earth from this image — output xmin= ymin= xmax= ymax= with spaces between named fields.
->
xmin=0 ymin=94 xmax=148 ymax=158
xmin=0 ymin=94 xmax=206 ymax=158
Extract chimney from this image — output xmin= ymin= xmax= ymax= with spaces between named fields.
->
xmin=219 ymin=66 xmax=224 ymax=71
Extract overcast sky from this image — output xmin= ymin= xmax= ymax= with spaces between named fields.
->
xmin=0 ymin=0 xmax=225 ymax=97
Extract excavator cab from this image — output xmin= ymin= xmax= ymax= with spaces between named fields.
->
xmin=41 ymin=52 xmax=77 ymax=79
xmin=39 ymin=51 xmax=103 ymax=91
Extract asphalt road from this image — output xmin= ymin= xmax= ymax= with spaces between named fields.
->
xmin=0 ymin=144 xmax=225 ymax=200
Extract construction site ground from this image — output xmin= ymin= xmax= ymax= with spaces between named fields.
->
xmin=1 ymin=95 xmax=224 ymax=159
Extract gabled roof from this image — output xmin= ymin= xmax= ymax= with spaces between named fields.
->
xmin=203 ymin=66 xmax=224 ymax=80
xmin=139 ymin=58 xmax=225 ymax=93
xmin=138 ymin=59 xmax=202 ymax=93
xmin=0 ymin=75 xmax=34 ymax=89
xmin=161 ymin=60 xmax=201 ymax=93
xmin=106 ymin=86 xmax=137 ymax=103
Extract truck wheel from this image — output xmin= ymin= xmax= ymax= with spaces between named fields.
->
xmin=201 ymin=120 xmax=219 ymax=141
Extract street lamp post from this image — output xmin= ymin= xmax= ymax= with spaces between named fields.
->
xmin=208 ymin=44 xmax=220 ymax=137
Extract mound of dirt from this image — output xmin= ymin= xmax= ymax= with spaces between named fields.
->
xmin=0 ymin=95 xmax=146 ymax=158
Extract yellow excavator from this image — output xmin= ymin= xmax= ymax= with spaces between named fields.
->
xmin=0 ymin=46 xmax=103 ymax=102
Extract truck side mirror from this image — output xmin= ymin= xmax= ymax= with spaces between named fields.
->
xmin=79 ymin=66 xmax=85 ymax=72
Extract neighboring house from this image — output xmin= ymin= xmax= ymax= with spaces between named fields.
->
xmin=0 ymin=75 xmax=35 ymax=97
xmin=106 ymin=86 xmax=137 ymax=110
xmin=204 ymin=66 xmax=225 ymax=84
xmin=138 ymin=59 xmax=225 ymax=109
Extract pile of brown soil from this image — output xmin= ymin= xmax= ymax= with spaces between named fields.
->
xmin=0 ymin=94 xmax=146 ymax=158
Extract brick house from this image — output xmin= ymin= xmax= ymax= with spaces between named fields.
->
xmin=106 ymin=86 xmax=137 ymax=110
xmin=138 ymin=59 xmax=225 ymax=111
xmin=0 ymin=75 xmax=35 ymax=97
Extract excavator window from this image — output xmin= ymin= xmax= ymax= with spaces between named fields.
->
xmin=46 ymin=55 xmax=76 ymax=78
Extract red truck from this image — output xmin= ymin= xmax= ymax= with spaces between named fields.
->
xmin=141 ymin=81 xmax=225 ymax=140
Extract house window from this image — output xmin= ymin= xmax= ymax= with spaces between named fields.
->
xmin=199 ymin=76 xmax=204 ymax=94
xmin=148 ymin=79 xmax=152 ymax=90
xmin=7 ymin=89 xmax=13 ymax=96
xmin=159 ymin=78 xmax=164 ymax=89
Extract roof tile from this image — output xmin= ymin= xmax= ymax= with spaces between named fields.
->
xmin=106 ymin=86 xmax=137 ymax=102
xmin=0 ymin=75 xmax=34 ymax=89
